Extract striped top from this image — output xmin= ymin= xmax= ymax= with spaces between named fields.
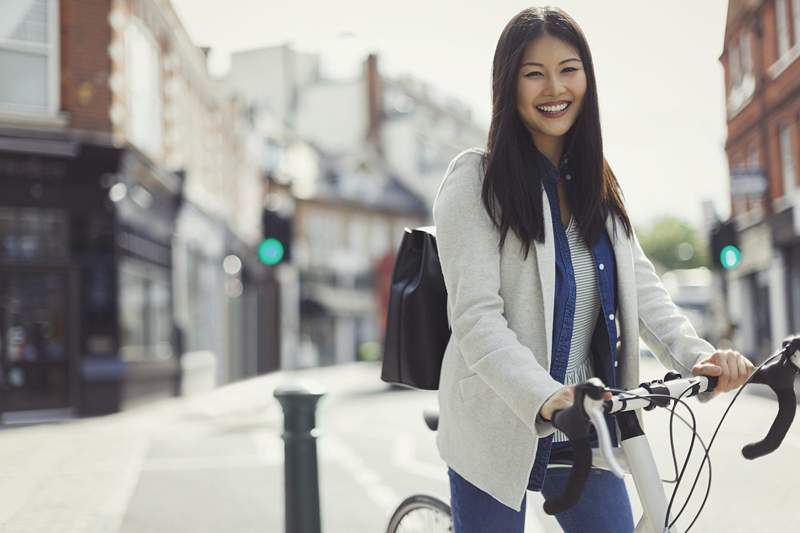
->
xmin=552 ymin=216 xmax=601 ymax=444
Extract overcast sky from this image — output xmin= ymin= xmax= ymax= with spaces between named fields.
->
xmin=171 ymin=0 xmax=731 ymax=229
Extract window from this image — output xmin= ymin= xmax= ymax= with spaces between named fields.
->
xmin=732 ymin=154 xmax=744 ymax=215
xmin=740 ymin=32 xmax=753 ymax=76
xmin=780 ymin=124 xmax=797 ymax=197
xmin=0 ymin=0 xmax=59 ymax=115
xmin=0 ymin=207 xmax=68 ymax=261
xmin=728 ymin=41 xmax=741 ymax=91
xmin=125 ymin=18 xmax=163 ymax=160
xmin=370 ymin=219 xmax=390 ymax=259
xmin=747 ymin=144 xmax=760 ymax=170
xmin=727 ymin=32 xmax=756 ymax=115
xmin=119 ymin=258 xmax=173 ymax=361
xmin=794 ymin=0 xmax=800 ymax=46
xmin=777 ymin=0 xmax=790 ymax=57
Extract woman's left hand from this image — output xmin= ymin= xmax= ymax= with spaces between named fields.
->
xmin=691 ymin=349 xmax=755 ymax=394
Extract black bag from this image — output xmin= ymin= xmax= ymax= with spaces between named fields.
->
xmin=381 ymin=226 xmax=450 ymax=390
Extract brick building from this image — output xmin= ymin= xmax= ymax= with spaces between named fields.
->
xmin=720 ymin=0 xmax=800 ymax=358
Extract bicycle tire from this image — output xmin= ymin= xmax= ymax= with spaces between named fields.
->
xmin=386 ymin=494 xmax=452 ymax=533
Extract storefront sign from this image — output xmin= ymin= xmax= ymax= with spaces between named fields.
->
xmin=731 ymin=170 xmax=767 ymax=198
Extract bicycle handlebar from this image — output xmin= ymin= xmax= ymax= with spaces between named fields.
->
xmin=742 ymin=335 xmax=800 ymax=459
xmin=541 ymin=336 xmax=800 ymax=516
xmin=542 ymin=379 xmax=605 ymax=516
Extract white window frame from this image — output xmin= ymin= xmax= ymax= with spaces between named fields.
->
xmin=780 ymin=124 xmax=797 ymax=199
xmin=794 ymin=0 xmax=800 ymax=45
xmin=0 ymin=0 xmax=60 ymax=118
xmin=778 ymin=0 xmax=791 ymax=57
xmin=768 ymin=0 xmax=800 ymax=79
xmin=726 ymin=32 xmax=756 ymax=116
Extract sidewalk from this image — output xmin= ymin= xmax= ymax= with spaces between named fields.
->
xmin=0 ymin=399 xmax=174 ymax=533
xmin=0 ymin=364 xmax=335 ymax=533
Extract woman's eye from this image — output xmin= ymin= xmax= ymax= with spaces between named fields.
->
xmin=525 ymin=68 xmax=577 ymax=78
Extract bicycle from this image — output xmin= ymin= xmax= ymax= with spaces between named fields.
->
xmin=385 ymin=334 xmax=800 ymax=533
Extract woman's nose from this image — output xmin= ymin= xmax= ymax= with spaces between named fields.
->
xmin=546 ymin=76 xmax=565 ymax=96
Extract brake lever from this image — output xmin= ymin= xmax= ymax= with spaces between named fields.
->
xmin=584 ymin=378 xmax=625 ymax=479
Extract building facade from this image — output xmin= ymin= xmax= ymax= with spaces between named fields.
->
xmin=720 ymin=0 xmax=800 ymax=359
xmin=225 ymin=46 xmax=476 ymax=367
xmin=0 ymin=0 xmax=265 ymax=421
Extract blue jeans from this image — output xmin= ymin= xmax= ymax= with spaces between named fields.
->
xmin=447 ymin=465 xmax=634 ymax=533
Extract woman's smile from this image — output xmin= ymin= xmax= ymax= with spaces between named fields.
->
xmin=536 ymin=101 xmax=572 ymax=118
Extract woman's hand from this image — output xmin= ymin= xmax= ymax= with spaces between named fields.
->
xmin=691 ymin=349 xmax=755 ymax=394
xmin=539 ymin=384 xmax=612 ymax=421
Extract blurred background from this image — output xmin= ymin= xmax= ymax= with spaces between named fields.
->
xmin=0 ymin=0 xmax=799 ymax=531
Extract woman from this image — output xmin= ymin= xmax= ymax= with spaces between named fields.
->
xmin=432 ymin=6 xmax=753 ymax=533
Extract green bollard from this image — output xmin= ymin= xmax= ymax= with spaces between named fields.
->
xmin=274 ymin=381 xmax=326 ymax=533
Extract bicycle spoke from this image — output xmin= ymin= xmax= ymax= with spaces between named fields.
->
xmin=396 ymin=506 xmax=451 ymax=533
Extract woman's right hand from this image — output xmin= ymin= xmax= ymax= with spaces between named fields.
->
xmin=539 ymin=385 xmax=576 ymax=421
xmin=538 ymin=384 xmax=613 ymax=421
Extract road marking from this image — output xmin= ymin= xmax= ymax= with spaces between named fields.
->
xmin=392 ymin=431 xmax=448 ymax=481
xmin=319 ymin=434 xmax=401 ymax=514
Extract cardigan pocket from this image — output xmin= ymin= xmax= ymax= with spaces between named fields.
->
xmin=458 ymin=373 xmax=493 ymax=401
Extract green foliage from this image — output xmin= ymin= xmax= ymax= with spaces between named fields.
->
xmin=636 ymin=216 xmax=710 ymax=271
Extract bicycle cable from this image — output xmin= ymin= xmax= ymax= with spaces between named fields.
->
xmin=665 ymin=384 xmax=702 ymax=531
xmin=573 ymin=347 xmax=786 ymax=532
xmin=679 ymin=349 xmax=784 ymax=532
xmin=605 ymin=389 xmax=707 ymax=533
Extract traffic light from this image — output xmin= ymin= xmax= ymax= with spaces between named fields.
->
xmin=709 ymin=220 xmax=740 ymax=270
xmin=261 ymin=208 xmax=292 ymax=266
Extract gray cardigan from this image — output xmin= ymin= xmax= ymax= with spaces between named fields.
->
xmin=433 ymin=147 xmax=716 ymax=511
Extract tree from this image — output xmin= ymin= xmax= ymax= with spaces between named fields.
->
xmin=636 ymin=216 xmax=710 ymax=271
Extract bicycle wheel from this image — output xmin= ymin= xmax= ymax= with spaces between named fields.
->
xmin=386 ymin=494 xmax=452 ymax=533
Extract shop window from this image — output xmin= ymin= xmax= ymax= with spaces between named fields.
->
xmin=0 ymin=0 xmax=59 ymax=115
xmin=119 ymin=258 xmax=173 ymax=361
xmin=0 ymin=207 xmax=68 ymax=261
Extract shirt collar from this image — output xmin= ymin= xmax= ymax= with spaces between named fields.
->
xmin=536 ymin=146 xmax=573 ymax=185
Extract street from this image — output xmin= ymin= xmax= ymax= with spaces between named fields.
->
xmin=1 ymin=356 xmax=799 ymax=532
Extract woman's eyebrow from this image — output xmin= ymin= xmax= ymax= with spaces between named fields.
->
xmin=521 ymin=58 xmax=581 ymax=67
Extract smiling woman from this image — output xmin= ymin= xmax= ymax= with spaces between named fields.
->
xmin=430 ymin=5 xmax=742 ymax=533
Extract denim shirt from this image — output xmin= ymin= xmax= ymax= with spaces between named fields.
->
xmin=527 ymin=148 xmax=621 ymax=492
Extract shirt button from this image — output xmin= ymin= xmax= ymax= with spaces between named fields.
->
xmin=564 ymin=173 xmax=572 ymax=180
xmin=599 ymin=263 xmax=605 ymax=270
xmin=609 ymin=313 xmax=615 ymax=320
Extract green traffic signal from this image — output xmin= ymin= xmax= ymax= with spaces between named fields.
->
xmin=720 ymin=245 xmax=741 ymax=269
xmin=259 ymin=238 xmax=285 ymax=265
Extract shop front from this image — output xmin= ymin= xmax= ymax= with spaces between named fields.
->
xmin=0 ymin=129 xmax=181 ymax=421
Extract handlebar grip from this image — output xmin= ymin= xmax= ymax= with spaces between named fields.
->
xmin=704 ymin=375 xmax=719 ymax=393
xmin=742 ymin=356 xmax=798 ymax=460
xmin=541 ymin=382 xmax=604 ymax=515
xmin=542 ymin=435 xmax=592 ymax=515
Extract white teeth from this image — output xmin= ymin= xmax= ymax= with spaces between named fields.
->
xmin=537 ymin=102 xmax=569 ymax=113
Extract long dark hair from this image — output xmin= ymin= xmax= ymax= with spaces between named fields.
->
xmin=481 ymin=6 xmax=633 ymax=259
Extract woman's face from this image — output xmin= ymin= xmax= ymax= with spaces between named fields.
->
xmin=516 ymin=34 xmax=587 ymax=145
